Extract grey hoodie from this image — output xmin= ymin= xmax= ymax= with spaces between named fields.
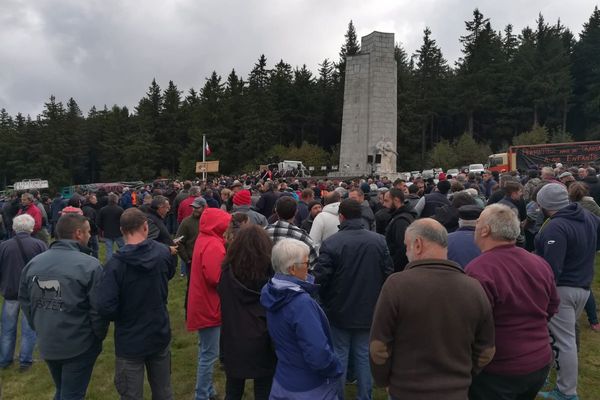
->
xmin=19 ymin=240 xmax=108 ymax=360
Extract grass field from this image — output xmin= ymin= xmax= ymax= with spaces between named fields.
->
xmin=1 ymin=245 xmax=599 ymax=399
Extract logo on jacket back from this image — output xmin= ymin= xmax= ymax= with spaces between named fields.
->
xmin=32 ymin=276 xmax=64 ymax=311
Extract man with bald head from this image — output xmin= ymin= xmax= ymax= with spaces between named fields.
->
xmin=466 ymin=204 xmax=559 ymax=400
xmin=369 ymin=218 xmax=495 ymax=400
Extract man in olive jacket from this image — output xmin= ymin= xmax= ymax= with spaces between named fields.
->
xmin=19 ymin=213 xmax=108 ymax=400
xmin=369 ymin=218 xmax=495 ymax=400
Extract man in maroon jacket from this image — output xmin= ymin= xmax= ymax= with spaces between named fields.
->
xmin=466 ymin=203 xmax=559 ymax=400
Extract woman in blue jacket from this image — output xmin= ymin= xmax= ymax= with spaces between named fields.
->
xmin=260 ymin=238 xmax=342 ymax=399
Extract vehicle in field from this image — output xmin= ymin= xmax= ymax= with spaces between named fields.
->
xmin=264 ymin=160 xmax=311 ymax=178
xmin=422 ymin=169 xmax=434 ymax=179
xmin=447 ymin=168 xmax=459 ymax=176
xmin=487 ymin=141 xmax=600 ymax=173
xmin=398 ymin=172 xmax=412 ymax=181
xmin=468 ymin=164 xmax=485 ymax=174
xmin=410 ymin=171 xmax=421 ymax=178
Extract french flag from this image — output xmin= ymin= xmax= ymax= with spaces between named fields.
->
xmin=205 ymin=142 xmax=212 ymax=156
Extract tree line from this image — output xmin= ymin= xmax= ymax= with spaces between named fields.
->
xmin=1 ymin=7 xmax=599 ymax=188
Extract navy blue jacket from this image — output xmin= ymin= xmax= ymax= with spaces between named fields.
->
xmin=421 ymin=192 xmax=452 ymax=218
xmin=314 ymin=218 xmax=393 ymax=329
xmin=260 ymin=274 xmax=342 ymax=392
xmin=0 ymin=233 xmax=47 ymax=300
xmin=93 ymin=239 xmax=175 ymax=358
xmin=535 ymin=203 xmax=600 ymax=288
xmin=295 ymin=200 xmax=309 ymax=227
xmin=447 ymin=227 xmax=481 ymax=269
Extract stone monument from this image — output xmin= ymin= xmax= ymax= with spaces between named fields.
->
xmin=334 ymin=31 xmax=397 ymax=177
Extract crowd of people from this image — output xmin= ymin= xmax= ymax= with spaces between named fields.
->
xmin=0 ymin=163 xmax=599 ymax=400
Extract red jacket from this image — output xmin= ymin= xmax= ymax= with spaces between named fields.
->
xmin=17 ymin=204 xmax=42 ymax=234
xmin=177 ymin=196 xmax=195 ymax=223
xmin=186 ymin=208 xmax=231 ymax=331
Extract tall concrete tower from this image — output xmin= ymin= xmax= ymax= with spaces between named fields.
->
xmin=336 ymin=31 xmax=397 ymax=177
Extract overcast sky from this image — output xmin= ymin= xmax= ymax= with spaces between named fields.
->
xmin=1 ymin=0 xmax=598 ymax=117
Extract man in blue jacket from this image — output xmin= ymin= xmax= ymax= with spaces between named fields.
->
xmin=19 ymin=213 xmax=108 ymax=400
xmin=93 ymin=208 xmax=175 ymax=400
xmin=314 ymin=198 xmax=394 ymax=400
xmin=535 ymin=183 xmax=600 ymax=400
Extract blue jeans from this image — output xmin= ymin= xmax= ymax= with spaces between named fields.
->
xmin=195 ymin=326 xmax=220 ymax=400
xmin=104 ymin=236 xmax=124 ymax=261
xmin=585 ymin=291 xmax=598 ymax=325
xmin=45 ymin=340 xmax=102 ymax=400
xmin=0 ymin=299 xmax=36 ymax=367
xmin=330 ymin=326 xmax=372 ymax=400
xmin=88 ymin=235 xmax=99 ymax=259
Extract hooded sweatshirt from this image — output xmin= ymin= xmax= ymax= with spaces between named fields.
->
xmin=309 ymin=202 xmax=340 ymax=249
xmin=93 ymin=239 xmax=175 ymax=358
xmin=187 ymin=208 xmax=231 ymax=330
xmin=535 ymin=202 xmax=600 ymax=288
xmin=260 ymin=273 xmax=342 ymax=392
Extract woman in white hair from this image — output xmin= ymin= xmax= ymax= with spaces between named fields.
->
xmin=260 ymin=239 xmax=342 ymax=399
xmin=0 ymin=213 xmax=47 ymax=370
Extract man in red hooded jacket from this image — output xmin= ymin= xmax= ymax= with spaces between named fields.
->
xmin=187 ymin=208 xmax=231 ymax=400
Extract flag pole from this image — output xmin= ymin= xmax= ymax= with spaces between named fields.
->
xmin=202 ymin=134 xmax=207 ymax=183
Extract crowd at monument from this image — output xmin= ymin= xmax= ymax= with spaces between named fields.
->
xmin=0 ymin=162 xmax=599 ymax=400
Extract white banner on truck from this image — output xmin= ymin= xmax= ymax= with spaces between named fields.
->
xmin=14 ymin=180 xmax=49 ymax=191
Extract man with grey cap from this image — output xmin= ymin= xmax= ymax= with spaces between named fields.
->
xmin=447 ymin=204 xmax=482 ymax=268
xmin=535 ymin=183 xmax=600 ymax=399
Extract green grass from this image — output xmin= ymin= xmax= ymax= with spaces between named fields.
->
xmin=1 ymin=245 xmax=599 ymax=399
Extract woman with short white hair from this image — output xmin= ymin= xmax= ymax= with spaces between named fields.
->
xmin=260 ymin=239 xmax=342 ymax=399
xmin=0 ymin=213 xmax=47 ymax=371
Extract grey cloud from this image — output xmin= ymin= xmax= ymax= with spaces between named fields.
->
xmin=0 ymin=0 xmax=597 ymax=117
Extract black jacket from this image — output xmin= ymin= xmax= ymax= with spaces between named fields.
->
xmin=385 ymin=207 xmax=416 ymax=272
xmin=433 ymin=205 xmax=459 ymax=233
xmin=314 ymin=219 xmax=394 ymax=329
xmin=93 ymin=239 xmax=175 ymax=358
xmin=256 ymin=190 xmax=279 ymax=219
xmin=584 ymin=175 xmax=600 ymax=205
xmin=0 ymin=233 xmax=47 ymax=300
xmin=82 ymin=203 xmax=98 ymax=235
xmin=145 ymin=208 xmax=174 ymax=247
xmin=375 ymin=208 xmax=392 ymax=235
xmin=217 ymin=264 xmax=276 ymax=378
xmin=97 ymin=204 xmax=124 ymax=239
xmin=421 ymin=192 xmax=452 ymax=218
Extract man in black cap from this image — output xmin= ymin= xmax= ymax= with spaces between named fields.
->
xmin=447 ymin=204 xmax=482 ymax=268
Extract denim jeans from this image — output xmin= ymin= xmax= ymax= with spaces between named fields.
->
xmin=166 ymin=213 xmax=178 ymax=235
xmin=195 ymin=326 xmax=220 ymax=400
xmin=104 ymin=236 xmax=124 ymax=261
xmin=585 ymin=291 xmax=598 ymax=325
xmin=115 ymin=346 xmax=173 ymax=400
xmin=0 ymin=299 xmax=36 ymax=367
xmin=88 ymin=235 xmax=99 ymax=259
xmin=45 ymin=340 xmax=102 ymax=400
xmin=330 ymin=326 xmax=372 ymax=400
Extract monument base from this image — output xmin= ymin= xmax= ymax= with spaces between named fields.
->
xmin=327 ymin=171 xmax=402 ymax=181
